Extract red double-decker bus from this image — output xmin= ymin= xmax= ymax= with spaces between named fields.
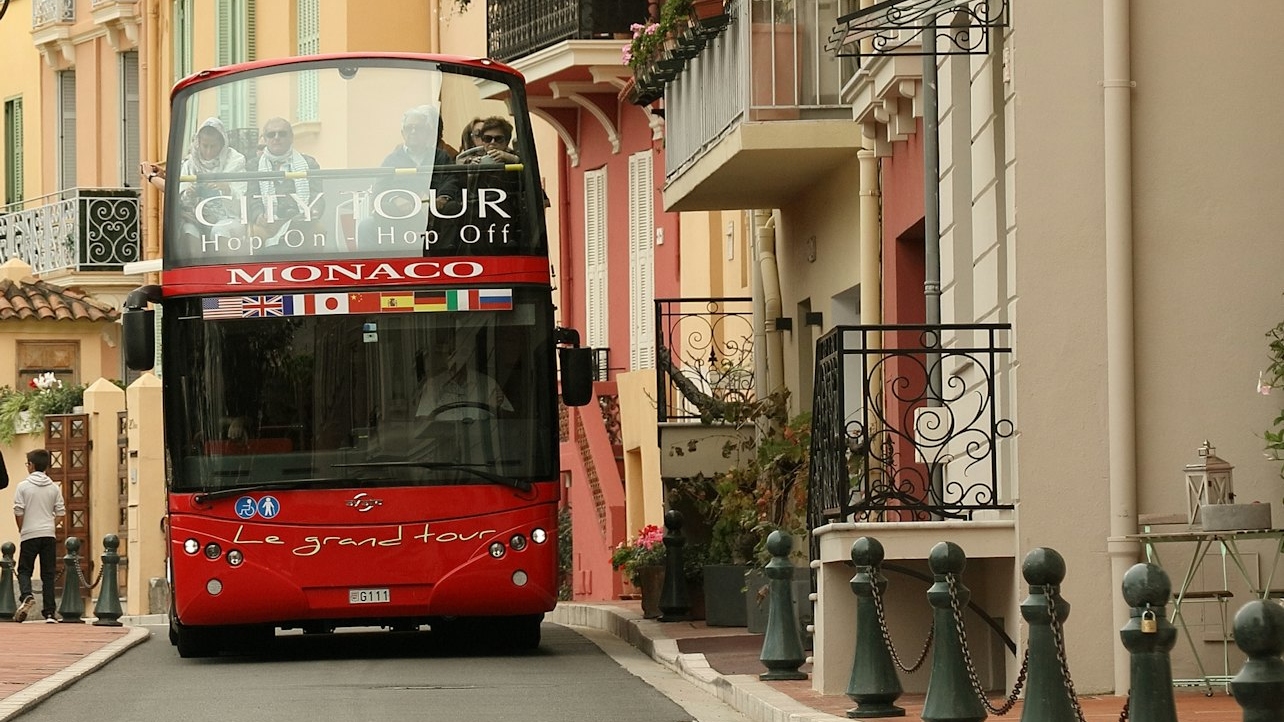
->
xmin=122 ymin=53 xmax=592 ymax=657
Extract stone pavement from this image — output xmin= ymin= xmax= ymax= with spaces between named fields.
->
xmin=0 ymin=604 xmax=1247 ymax=722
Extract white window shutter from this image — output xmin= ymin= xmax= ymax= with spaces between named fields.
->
xmin=628 ymin=152 xmax=655 ymax=371
xmin=584 ymin=169 xmax=608 ymax=351
xmin=296 ymin=0 xmax=320 ymax=121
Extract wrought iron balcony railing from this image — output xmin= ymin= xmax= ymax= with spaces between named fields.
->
xmin=654 ymin=297 xmax=755 ymax=423
xmin=0 ymin=189 xmax=142 ymax=275
xmin=32 ymin=0 xmax=74 ymax=27
xmin=808 ymin=324 xmax=1015 ymax=528
xmin=487 ymin=0 xmax=648 ymax=62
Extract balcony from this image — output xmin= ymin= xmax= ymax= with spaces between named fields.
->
xmin=654 ymin=297 xmax=757 ymax=481
xmin=660 ymin=0 xmax=865 ymax=211
xmin=487 ymin=0 xmax=647 ymax=165
xmin=31 ymin=0 xmax=75 ymax=68
xmin=0 ymin=189 xmax=142 ymax=276
xmin=808 ymin=323 xmax=1015 ymax=530
xmin=90 ymin=0 xmax=141 ymax=50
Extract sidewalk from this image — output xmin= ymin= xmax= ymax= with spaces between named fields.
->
xmin=0 ymin=604 xmax=1246 ymax=722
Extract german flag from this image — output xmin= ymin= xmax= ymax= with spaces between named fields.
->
xmin=414 ymin=291 xmax=448 ymax=312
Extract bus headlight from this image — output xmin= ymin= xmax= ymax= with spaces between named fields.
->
xmin=206 ymin=578 xmax=223 ymax=595
xmin=509 ymin=534 xmax=527 ymax=552
xmin=531 ymin=528 xmax=547 ymax=544
xmin=204 ymin=543 xmax=222 ymax=560
xmin=226 ymin=549 xmax=244 ymax=567
xmin=489 ymin=541 xmax=506 ymax=559
xmin=184 ymin=539 xmax=200 ymax=555
xmin=512 ymin=570 xmax=528 ymax=586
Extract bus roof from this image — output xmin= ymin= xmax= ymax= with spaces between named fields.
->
xmin=171 ymin=52 xmax=525 ymax=99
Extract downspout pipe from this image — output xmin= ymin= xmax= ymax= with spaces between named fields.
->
xmin=142 ymin=0 xmax=162 ymax=264
xmin=1103 ymin=0 xmax=1140 ymax=694
xmin=754 ymin=209 xmax=785 ymax=396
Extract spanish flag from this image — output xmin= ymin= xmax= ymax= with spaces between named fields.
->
xmin=380 ymin=292 xmax=415 ymax=312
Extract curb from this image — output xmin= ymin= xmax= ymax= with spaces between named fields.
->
xmin=550 ymin=603 xmax=845 ymax=722
xmin=0 ymin=625 xmax=150 ymax=722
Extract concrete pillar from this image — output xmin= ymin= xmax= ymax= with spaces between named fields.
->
xmin=84 ymin=379 xmax=126 ymax=573
xmin=126 ymin=373 xmax=165 ymax=616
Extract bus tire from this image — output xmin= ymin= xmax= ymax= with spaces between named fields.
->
xmin=499 ymin=614 xmax=542 ymax=651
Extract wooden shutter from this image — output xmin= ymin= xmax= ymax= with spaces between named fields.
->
xmin=173 ymin=0 xmax=193 ymax=82
xmin=120 ymin=52 xmax=140 ymax=188
xmin=4 ymin=97 xmax=22 ymax=206
xmin=58 ymin=72 xmax=76 ymax=190
xmin=583 ymin=169 xmax=608 ymax=350
xmin=628 ymin=152 xmax=655 ymax=370
xmin=296 ymin=0 xmax=319 ymax=121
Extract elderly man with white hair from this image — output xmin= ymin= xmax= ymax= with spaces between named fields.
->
xmin=359 ymin=104 xmax=461 ymax=247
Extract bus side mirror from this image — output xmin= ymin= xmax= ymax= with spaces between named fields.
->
xmin=559 ymin=347 xmax=593 ymax=407
xmin=122 ymin=307 xmax=155 ymax=371
xmin=122 ymin=285 xmax=161 ymax=371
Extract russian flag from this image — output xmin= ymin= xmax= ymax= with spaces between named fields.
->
xmin=477 ymin=288 xmax=513 ymax=311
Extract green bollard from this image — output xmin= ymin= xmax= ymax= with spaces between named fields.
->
xmin=921 ymin=542 xmax=986 ymax=722
xmin=0 ymin=542 xmax=17 ymax=621
xmin=57 ymin=537 xmax=86 ymax=623
xmin=1018 ymin=547 xmax=1077 ymax=722
xmin=759 ymin=530 xmax=807 ymax=680
xmin=659 ymin=510 xmax=692 ymax=622
xmin=1119 ymin=563 xmax=1178 ymax=722
xmin=92 ymin=535 xmax=124 ymax=627
xmin=845 ymin=536 xmax=906 ymax=718
xmin=1229 ymin=599 xmax=1284 ymax=721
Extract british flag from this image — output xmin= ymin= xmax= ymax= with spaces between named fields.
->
xmin=240 ymin=296 xmax=286 ymax=317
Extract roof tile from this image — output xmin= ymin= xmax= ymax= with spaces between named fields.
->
xmin=0 ymin=278 xmax=119 ymax=322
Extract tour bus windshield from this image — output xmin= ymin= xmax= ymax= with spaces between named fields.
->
xmin=162 ymin=289 xmax=556 ymax=494
xmin=164 ymin=58 xmax=542 ymax=268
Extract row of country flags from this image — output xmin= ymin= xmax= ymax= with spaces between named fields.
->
xmin=201 ymin=289 xmax=513 ymax=319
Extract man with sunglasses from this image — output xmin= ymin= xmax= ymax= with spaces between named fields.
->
xmin=247 ymin=117 xmax=324 ymax=245
xmin=359 ymin=105 xmax=463 ymax=247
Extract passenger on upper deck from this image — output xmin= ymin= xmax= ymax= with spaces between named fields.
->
xmin=459 ymin=117 xmax=485 ymax=159
xmin=359 ymin=105 xmax=462 ymax=247
xmin=141 ymin=117 xmax=247 ymax=243
xmin=248 ymin=117 xmax=325 ymax=244
xmin=456 ymin=117 xmax=518 ymax=166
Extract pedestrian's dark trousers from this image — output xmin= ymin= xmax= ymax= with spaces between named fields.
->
xmin=17 ymin=537 xmax=58 ymax=618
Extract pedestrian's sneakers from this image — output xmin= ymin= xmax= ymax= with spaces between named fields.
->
xmin=14 ymin=596 xmax=35 ymax=623
xmin=43 ymin=614 xmax=58 ymax=624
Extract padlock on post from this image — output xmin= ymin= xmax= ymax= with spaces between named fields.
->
xmin=1141 ymin=609 xmax=1158 ymax=633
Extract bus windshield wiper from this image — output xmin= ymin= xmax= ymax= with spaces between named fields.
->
xmin=192 ymin=477 xmax=356 ymax=504
xmin=331 ymin=461 xmax=531 ymax=492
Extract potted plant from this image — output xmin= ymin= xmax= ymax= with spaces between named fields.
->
xmin=611 ymin=524 xmax=668 ymax=618
xmin=0 ymin=373 xmax=87 ymax=443
xmin=1264 ymin=306 xmax=1284 ymax=481
xmin=672 ymin=392 xmax=810 ymax=628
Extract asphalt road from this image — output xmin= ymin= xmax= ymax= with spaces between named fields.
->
xmin=13 ymin=621 xmax=751 ymax=722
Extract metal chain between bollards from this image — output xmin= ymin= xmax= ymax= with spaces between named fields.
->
xmin=947 ymin=572 xmax=1029 ymax=716
xmin=1117 ymin=695 xmax=1129 ymax=722
xmin=1043 ymin=583 xmax=1090 ymax=722
xmin=72 ymin=557 xmax=104 ymax=591
xmin=870 ymin=577 xmax=934 ymax=672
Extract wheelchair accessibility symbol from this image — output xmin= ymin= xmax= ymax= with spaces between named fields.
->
xmin=235 ymin=496 xmax=257 ymax=519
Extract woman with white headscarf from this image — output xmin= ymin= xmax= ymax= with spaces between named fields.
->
xmin=176 ymin=117 xmax=247 ymax=240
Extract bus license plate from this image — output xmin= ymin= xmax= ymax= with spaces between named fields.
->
xmin=348 ymin=588 xmax=391 ymax=604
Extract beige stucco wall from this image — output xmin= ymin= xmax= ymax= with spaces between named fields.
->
xmin=616 ymin=369 xmax=664 ymax=536
xmin=918 ymin=0 xmax=1284 ymax=693
xmin=0 ymin=3 xmax=45 ymax=203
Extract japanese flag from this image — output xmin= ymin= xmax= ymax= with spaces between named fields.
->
xmin=314 ymin=293 xmax=349 ymax=315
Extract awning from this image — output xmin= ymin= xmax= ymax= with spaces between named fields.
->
xmin=827 ymin=0 xmax=1009 ymax=60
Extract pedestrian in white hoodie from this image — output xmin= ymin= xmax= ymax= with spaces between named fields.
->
xmin=12 ymin=449 xmax=65 ymax=622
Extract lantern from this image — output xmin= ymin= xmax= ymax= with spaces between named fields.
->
xmin=1184 ymin=440 xmax=1233 ymax=526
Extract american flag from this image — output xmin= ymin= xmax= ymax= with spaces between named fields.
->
xmin=241 ymin=296 xmax=286 ymax=317
xmin=202 ymin=297 xmax=245 ymax=319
